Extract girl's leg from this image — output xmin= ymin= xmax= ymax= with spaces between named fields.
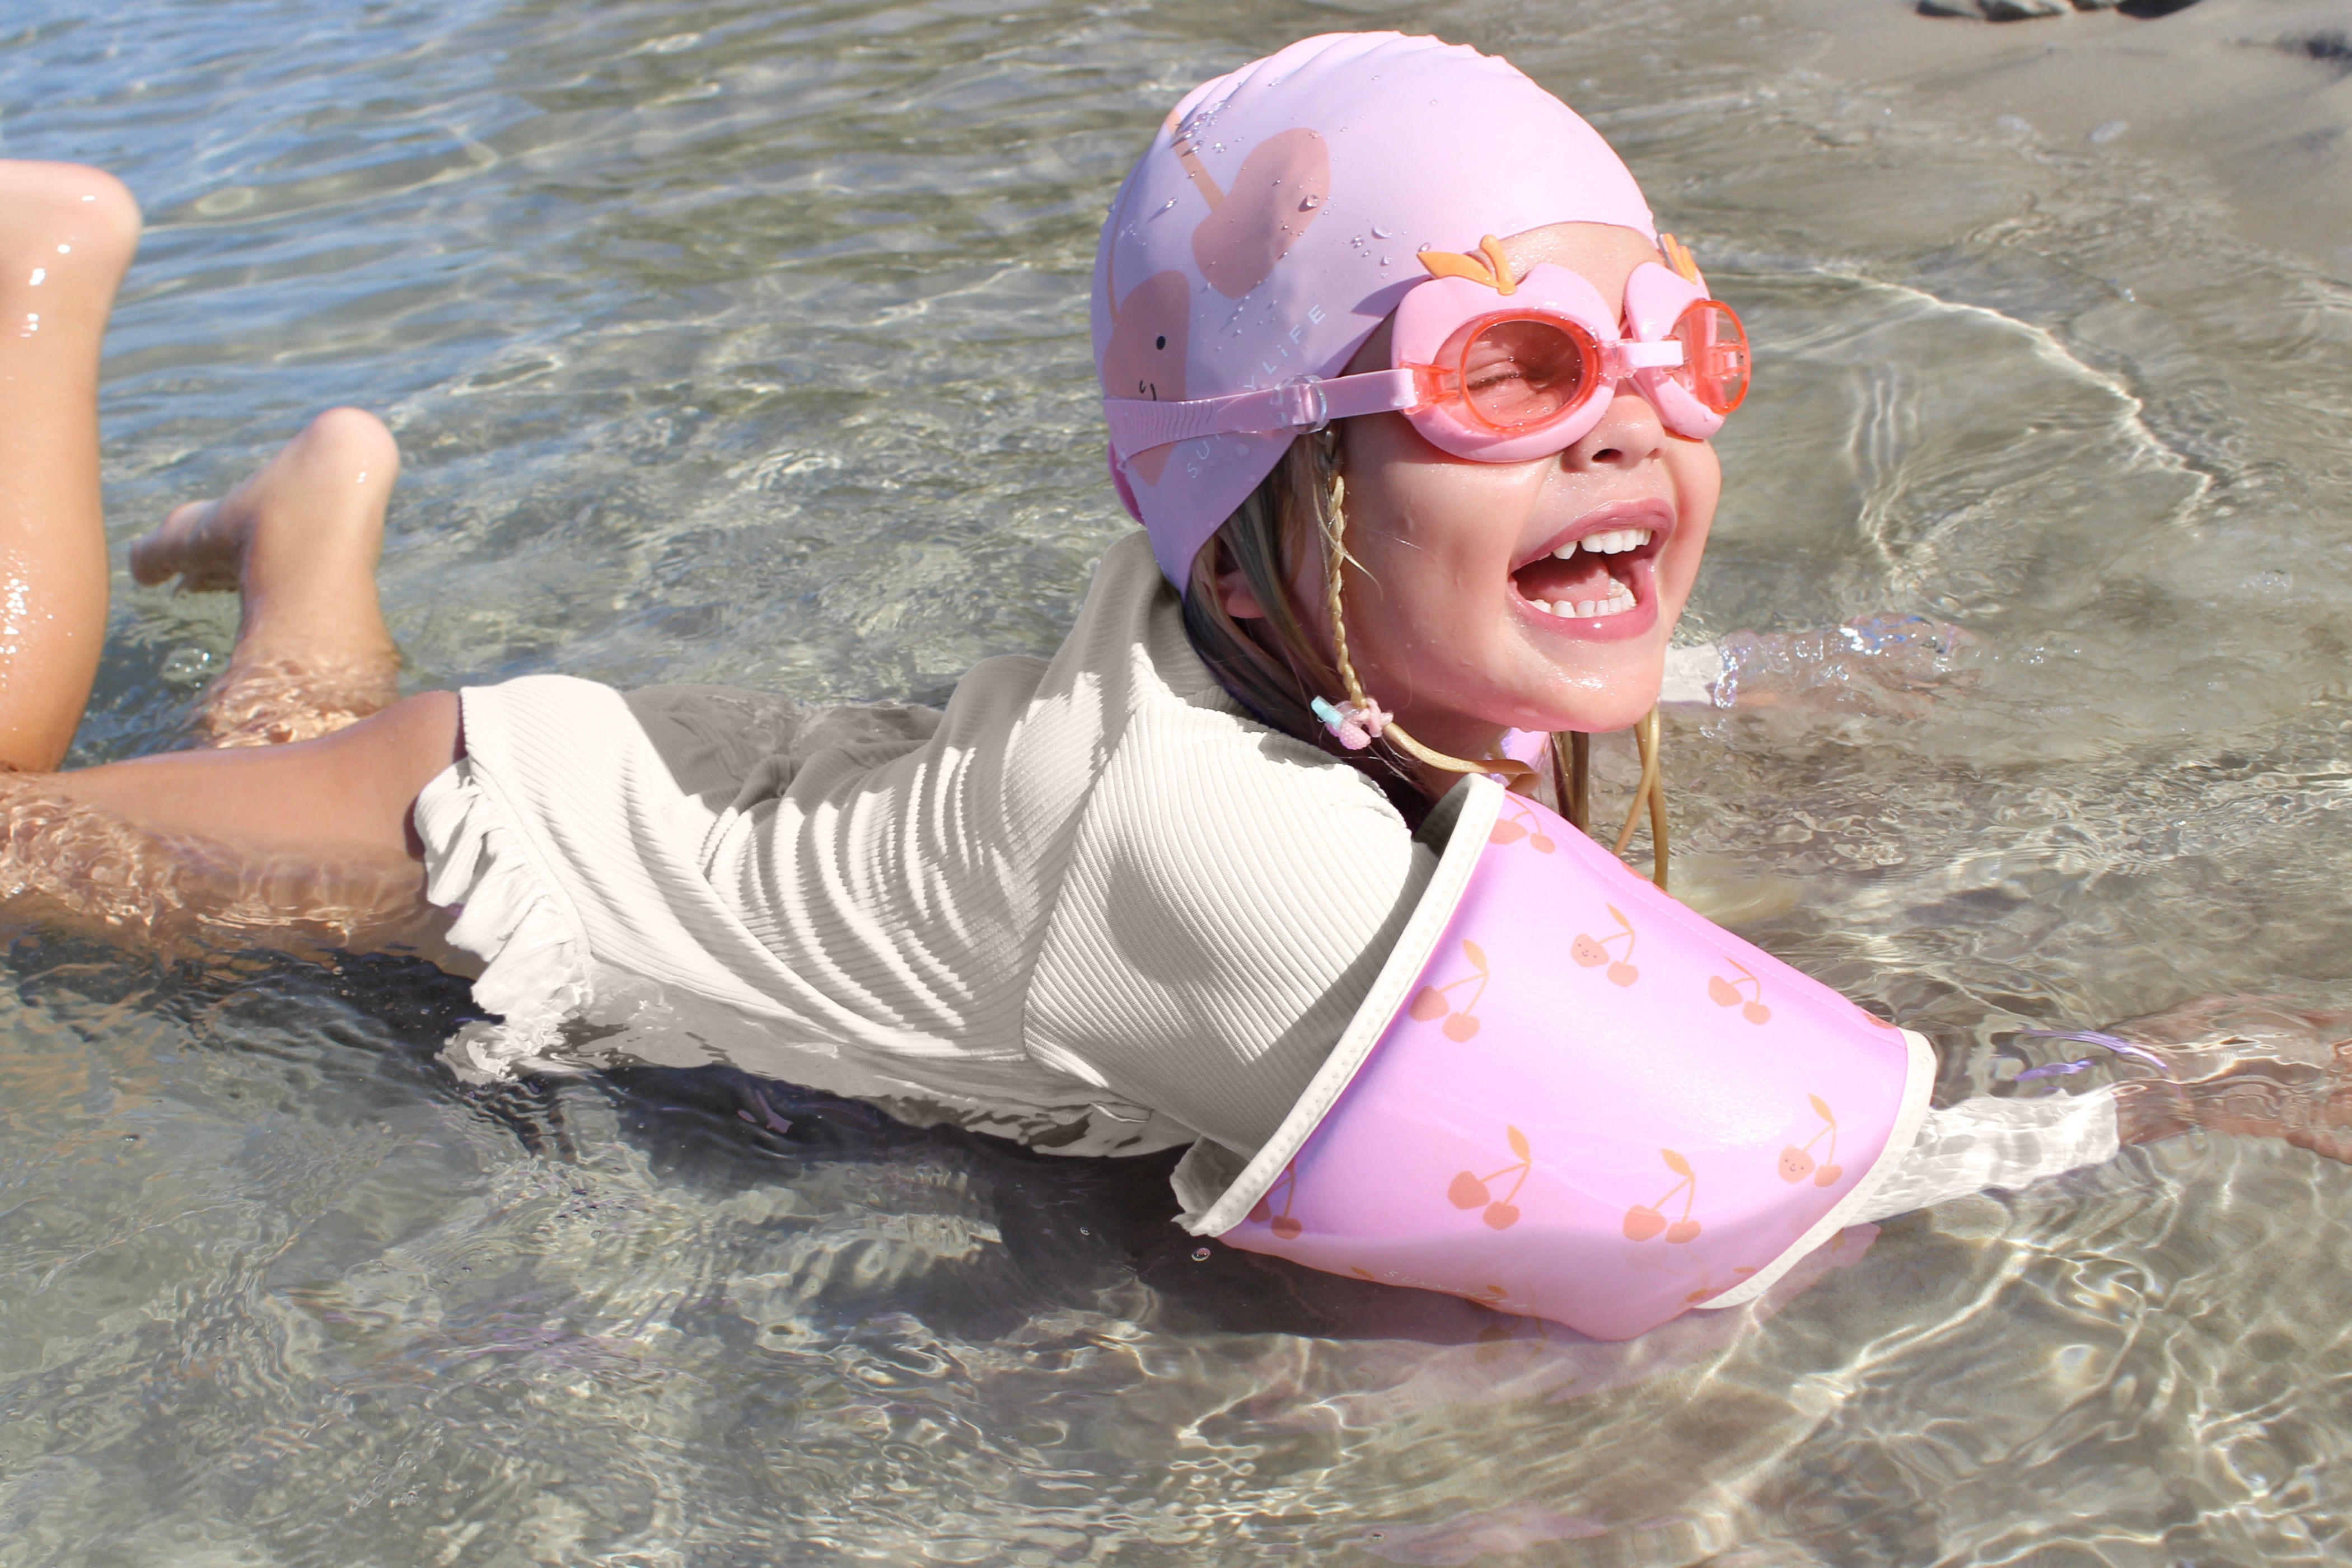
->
xmin=0 ymin=160 xmax=455 ymax=953
xmin=6 ymin=694 xmax=462 ymax=955
xmin=132 ymin=406 xmax=404 ymax=746
xmin=0 ymin=162 xmax=140 ymax=771
xmin=83 ymin=406 xmax=453 ymax=896
xmin=36 ymin=405 xmax=459 ymax=952
xmin=54 ymin=691 xmax=458 ymax=867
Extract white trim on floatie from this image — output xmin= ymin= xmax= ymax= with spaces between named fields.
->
xmin=1687 ymin=1023 xmax=1937 ymax=1312
xmin=1176 ymin=775 xmax=1503 ymax=1236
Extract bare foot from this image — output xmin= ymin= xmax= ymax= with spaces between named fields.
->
xmin=130 ymin=405 xmax=398 ymax=597
xmin=130 ymin=499 xmax=245 ymax=592
xmin=132 ymin=408 xmax=405 ymax=745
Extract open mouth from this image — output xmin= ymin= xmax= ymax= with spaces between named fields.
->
xmin=1509 ymin=503 xmax=1671 ymax=629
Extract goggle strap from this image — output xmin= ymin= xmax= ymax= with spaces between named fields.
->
xmin=1104 ymin=368 xmax=1419 ymax=461
xmin=1313 ymin=367 xmax=1425 ymax=425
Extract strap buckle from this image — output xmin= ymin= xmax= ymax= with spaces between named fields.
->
xmin=1261 ymin=375 xmax=1330 ymax=434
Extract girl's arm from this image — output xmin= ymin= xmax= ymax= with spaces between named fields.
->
xmin=1860 ymin=1052 xmax=2352 ymax=1224
xmin=1662 ymin=615 xmax=1973 ymax=717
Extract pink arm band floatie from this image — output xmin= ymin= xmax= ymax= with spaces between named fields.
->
xmin=1186 ymin=776 xmax=1935 ymax=1342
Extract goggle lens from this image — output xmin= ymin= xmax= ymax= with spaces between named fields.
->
xmin=1670 ymin=299 xmax=1750 ymax=415
xmin=1457 ymin=317 xmax=1596 ymax=432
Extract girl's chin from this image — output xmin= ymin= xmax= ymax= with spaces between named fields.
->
xmin=1523 ymin=705 xmax=1656 ymax=737
xmin=1397 ymin=643 xmax=1673 ymax=744
xmin=1518 ymin=656 xmax=1670 ymax=732
xmin=1466 ymin=691 xmax=1658 ymax=741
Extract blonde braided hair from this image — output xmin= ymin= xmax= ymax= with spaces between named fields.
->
xmin=1313 ymin=429 xmax=1671 ymax=887
xmin=1307 ymin=433 xmax=1538 ymax=790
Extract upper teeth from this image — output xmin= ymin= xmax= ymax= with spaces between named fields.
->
xmin=1554 ymin=528 xmax=1652 ymax=559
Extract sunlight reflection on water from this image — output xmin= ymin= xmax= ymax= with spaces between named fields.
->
xmin=4 ymin=0 xmax=2352 ymax=1561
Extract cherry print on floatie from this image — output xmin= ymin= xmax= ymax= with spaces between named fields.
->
xmin=1173 ymin=123 xmax=1331 ymax=299
xmin=1707 ymin=957 xmax=1771 ymax=1024
xmin=1406 ymin=938 xmax=1489 ymax=1040
xmin=1778 ymin=1096 xmax=1843 ymax=1187
xmin=1571 ymin=906 xmax=1640 ymax=986
xmin=1622 ymin=1148 xmax=1701 ymax=1244
xmin=1246 ymin=1161 xmax=1303 ymax=1239
xmin=1488 ymin=798 xmax=1556 ymax=852
xmin=1446 ymin=1125 xmax=1533 ymax=1230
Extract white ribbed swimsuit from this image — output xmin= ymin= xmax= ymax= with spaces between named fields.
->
xmin=411 ymin=529 xmax=2120 ymax=1216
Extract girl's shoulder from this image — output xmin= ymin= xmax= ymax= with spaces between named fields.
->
xmin=1032 ymin=532 xmax=1425 ymax=959
xmin=1023 ymin=588 xmax=1435 ymax=1139
xmin=1045 ymin=531 xmax=1404 ymax=823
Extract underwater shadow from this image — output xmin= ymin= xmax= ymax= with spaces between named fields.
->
xmin=0 ymin=926 xmax=1877 ymax=1384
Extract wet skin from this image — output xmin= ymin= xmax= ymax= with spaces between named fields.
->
xmin=1217 ymin=222 xmax=1722 ymax=778
xmin=0 ymin=160 xmax=458 ymax=956
xmin=11 ymin=162 xmax=2352 ymax=1182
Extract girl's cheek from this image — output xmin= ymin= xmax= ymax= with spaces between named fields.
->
xmin=1656 ymin=541 xmax=1707 ymax=625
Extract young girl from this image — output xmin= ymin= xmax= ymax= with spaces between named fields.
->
xmin=0 ymin=32 xmax=2337 ymax=1340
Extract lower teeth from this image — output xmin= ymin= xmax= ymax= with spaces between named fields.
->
xmin=1554 ymin=595 xmax=1630 ymax=618
xmin=1530 ymin=589 xmax=1635 ymax=618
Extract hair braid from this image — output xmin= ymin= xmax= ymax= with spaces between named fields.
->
xmin=1179 ymin=432 xmax=1670 ymax=890
xmin=1308 ymin=434 xmax=1535 ymax=788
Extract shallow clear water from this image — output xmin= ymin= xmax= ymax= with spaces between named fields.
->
xmin=7 ymin=0 xmax=2352 ymax=1562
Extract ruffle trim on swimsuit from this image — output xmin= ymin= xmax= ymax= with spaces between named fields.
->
xmin=409 ymin=719 xmax=1202 ymax=1158
xmin=414 ymin=755 xmax=597 ymax=1084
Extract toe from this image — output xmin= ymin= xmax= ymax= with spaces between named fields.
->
xmin=128 ymin=500 xmax=217 ymax=587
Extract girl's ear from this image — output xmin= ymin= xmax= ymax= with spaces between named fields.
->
xmin=1216 ymin=559 xmax=1268 ymax=621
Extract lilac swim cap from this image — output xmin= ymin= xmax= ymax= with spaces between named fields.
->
xmin=1092 ymin=32 xmax=1658 ymax=590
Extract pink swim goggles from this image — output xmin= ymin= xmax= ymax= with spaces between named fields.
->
xmin=1103 ymin=236 xmax=1750 ymax=465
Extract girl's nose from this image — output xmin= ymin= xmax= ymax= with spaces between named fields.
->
xmin=1561 ymin=386 xmax=1666 ymax=472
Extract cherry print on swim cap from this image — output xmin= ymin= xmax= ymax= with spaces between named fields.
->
xmin=1176 ymin=124 xmax=1331 ymax=298
xmin=1100 ymin=270 xmax=1191 ymax=483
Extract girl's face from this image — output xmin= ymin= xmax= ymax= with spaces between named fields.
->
xmin=1229 ymin=223 xmax=1722 ymax=770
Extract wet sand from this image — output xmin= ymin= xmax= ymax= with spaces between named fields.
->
xmin=1823 ymin=0 xmax=2352 ymax=274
